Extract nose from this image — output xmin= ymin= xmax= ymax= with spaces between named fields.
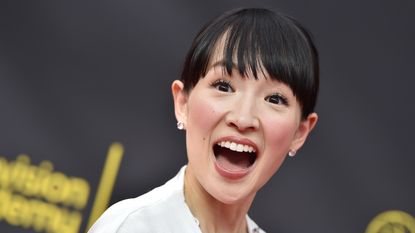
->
xmin=225 ymin=97 xmax=260 ymax=131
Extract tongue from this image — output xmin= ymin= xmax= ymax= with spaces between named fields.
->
xmin=216 ymin=148 xmax=252 ymax=171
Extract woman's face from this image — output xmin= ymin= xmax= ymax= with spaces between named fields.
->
xmin=173 ymin=58 xmax=317 ymax=205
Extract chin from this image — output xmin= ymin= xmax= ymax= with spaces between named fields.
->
xmin=208 ymin=184 xmax=254 ymax=205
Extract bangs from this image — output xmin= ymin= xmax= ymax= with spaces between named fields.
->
xmin=181 ymin=8 xmax=319 ymax=118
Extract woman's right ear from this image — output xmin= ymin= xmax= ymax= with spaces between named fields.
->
xmin=171 ymin=80 xmax=188 ymax=128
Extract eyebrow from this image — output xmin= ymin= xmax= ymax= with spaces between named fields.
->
xmin=209 ymin=59 xmax=268 ymax=78
xmin=207 ymin=60 xmax=239 ymax=76
xmin=209 ymin=60 xmax=237 ymax=69
xmin=208 ymin=59 xmax=269 ymax=81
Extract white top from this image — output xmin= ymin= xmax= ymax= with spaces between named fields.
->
xmin=88 ymin=166 xmax=265 ymax=233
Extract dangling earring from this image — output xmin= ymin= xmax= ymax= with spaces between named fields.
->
xmin=177 ymin=121 xmax=185 ymax=130
xmin=288 ymin=149 xmax=296 ymax=157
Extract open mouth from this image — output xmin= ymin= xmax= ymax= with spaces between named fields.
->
xmin=213 ymin=141 xmax=257 ymax=172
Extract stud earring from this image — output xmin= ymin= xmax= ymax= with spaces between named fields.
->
xmin=177 ymin=121 xmax=184 ymax=130
xmin=288 ymin=150 xmax=296 ymax=157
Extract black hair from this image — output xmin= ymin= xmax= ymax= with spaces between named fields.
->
xmin=180 ymin=8 xmax=319 ymax=119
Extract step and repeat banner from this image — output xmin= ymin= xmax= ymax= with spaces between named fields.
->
xmin=1 ymin=1 xmax=414 ymax=233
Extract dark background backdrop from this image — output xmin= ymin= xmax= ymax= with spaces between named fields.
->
xmin=1 ymin=0 xmax=414 ymax=232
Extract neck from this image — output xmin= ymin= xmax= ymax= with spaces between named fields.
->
xmin=184 ymin=166 xmax=255 ymax=233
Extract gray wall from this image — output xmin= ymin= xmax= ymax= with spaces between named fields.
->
xmin=1 ymin=1 xmax=414 ymax=232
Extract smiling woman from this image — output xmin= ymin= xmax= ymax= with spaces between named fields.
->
xmin=88 ymin=8 xmax=319 ymax=233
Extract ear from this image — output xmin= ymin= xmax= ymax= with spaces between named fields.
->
xmin=290 ymin=112 xmax=318 ymax=152
xmin=172 ymin=80 xmax=188 ymax=128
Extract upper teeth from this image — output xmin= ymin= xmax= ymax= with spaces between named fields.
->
xmin=217 ymin=141 xmax=256 ymax=153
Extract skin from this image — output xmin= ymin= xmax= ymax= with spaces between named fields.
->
xmin=172 ymin=47 xmax=318 ymax=233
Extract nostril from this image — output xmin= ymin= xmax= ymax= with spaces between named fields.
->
xmin=226 ymin=121 xmax=238 ymax=128
xmin=225 ymin=110 xmax=259 ymax=131
xmin=226 ymin=118 xmax=258 ymax=131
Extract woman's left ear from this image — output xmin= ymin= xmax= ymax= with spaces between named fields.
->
xmin=290 ymin=113 xmax=318 ymax=152
xmin=171 ymin=80 xmax=188 ymax=128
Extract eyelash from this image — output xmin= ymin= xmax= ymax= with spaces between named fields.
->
xmin=210 ymin=79 xmax=289 ymax=106
xmin=265 ymin=93 xmax=289 ymax=106
xmin=210 ymin=79 xmax=234 ymax=92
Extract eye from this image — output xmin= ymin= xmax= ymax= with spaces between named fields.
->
xmin=210 ymin=79 xmax=234 ymax=92
xmin=265 ymin=93 xmax=288 ymax=106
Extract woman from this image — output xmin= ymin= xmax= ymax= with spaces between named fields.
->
xmin=89 ymin=8 xmax=318 ymax=233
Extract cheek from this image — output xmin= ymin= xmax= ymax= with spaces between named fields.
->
xmin=187 ymin=95 xmax=223 ymax=134
xmin=185 ymin=94 xmax=224 ymax=166
xmin=254 ymin=114 xmax=299 ymax=189
xmin=262 ymin=116 xmax=298 ymax=154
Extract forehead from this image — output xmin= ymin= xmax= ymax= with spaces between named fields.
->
xmin=206 ymin=34 xmax=270 ymax=80
xmin=207 ymin=34 xmax=227 ymax=68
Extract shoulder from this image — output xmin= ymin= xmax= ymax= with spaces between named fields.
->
xmin=88 ymin=167 xmax=190 ymax=233
xmin=88 ymin=187 xmax=179 ymax=233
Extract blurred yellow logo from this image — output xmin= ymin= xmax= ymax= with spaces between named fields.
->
xmin=0 ymin=142 xmax=124 ymax=233
xmin=365 ymin=210 xmax=415 ymax=233
xmin=0 ymin=154 xmax=89 ymax=233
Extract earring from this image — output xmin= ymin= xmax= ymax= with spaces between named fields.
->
xmin=288 ymin=150 xmax=296 ymax=157
xmin=177 ymin=121 xmax=184 ymax=130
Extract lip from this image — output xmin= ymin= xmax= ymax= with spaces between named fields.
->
xmin=212 ymin=136 xmax=259 ymax=180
